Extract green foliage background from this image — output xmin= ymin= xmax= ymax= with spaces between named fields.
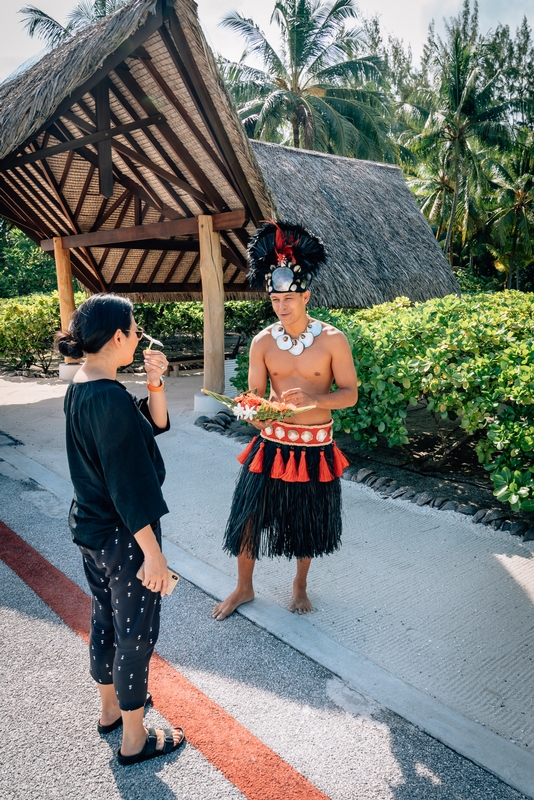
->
xmin=231 ymin=292 xmax=534 ymax=514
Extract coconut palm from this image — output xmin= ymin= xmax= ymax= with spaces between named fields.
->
xmin=488 ymin=132 xmax=534 ymax=288
xmin=220 ymin=0 xmax=393 ymax=160
xmin=403 ymin=27 xmax=510 ymax=266
xmin=20 ymin=0 xmax=128 ymax=50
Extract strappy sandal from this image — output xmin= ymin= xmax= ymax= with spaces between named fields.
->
xmin=97 ymin=692 xmax=152 ymax=734
xmin=117 ymin=726 xmax=186 ymax=766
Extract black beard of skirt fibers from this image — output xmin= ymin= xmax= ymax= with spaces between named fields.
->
xmin=224 ymin=436 xmax=347 ymax=560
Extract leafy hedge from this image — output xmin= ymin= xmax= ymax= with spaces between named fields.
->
xmin=0 ymin=295 xmax=273 ymax=372
xmin=232 ymin=292 xmax=534 ymax=514
xmin=133 ymin=300 xmax=273 ymax=341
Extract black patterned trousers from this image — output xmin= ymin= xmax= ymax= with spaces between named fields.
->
xmin=78 ymin=522 xmax=162 ymax=711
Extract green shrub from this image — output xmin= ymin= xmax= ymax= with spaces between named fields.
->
xmin=232 ymin=292 xmax=534 ymax=513
xmin=0 ymin=293 xmax=61 ymax=371
xmin=133 ymin=300 xmax=273 ymax=341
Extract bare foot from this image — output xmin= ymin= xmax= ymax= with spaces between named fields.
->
xmin=212 ymin=587 xmax=254 ymax=621
xmin=289 ymin=584 xmax=312 ymax=614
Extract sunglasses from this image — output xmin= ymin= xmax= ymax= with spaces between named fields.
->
xmin=132 ymin=326 xmax=164 ymax=350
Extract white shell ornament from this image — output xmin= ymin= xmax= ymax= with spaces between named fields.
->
xmin=271 ymin=323 xmax=285 ymax=339
xmin=289 ymin=339 xmax=304 ymax=356
xmin=276 ymin=334 xmax=293 ymax=351
xmin=271 ymin=266 xmax=294 ymax=292
xmin=275 ymin=427 xmax=286 ymax=439
xmin=287 ymin=429 xmax=300 ymax=442
xmin=307 ymin=320 xmax=322 ymax=337
xmin=316 ymin=428 xmax=328 ymax=442
xmin=299 ymin=331 xmax=314 ymax=348
xmin=301 ymin=430 xmax=313 ymax=443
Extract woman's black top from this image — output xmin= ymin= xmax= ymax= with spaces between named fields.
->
xmin=64 ymin=379 xmax=170 ymax=549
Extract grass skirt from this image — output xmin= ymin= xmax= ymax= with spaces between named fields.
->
xmin=224 ymin=437 xmax=342 ymax=560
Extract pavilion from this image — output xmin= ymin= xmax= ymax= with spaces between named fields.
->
xmin=0 ymin=0 xmax=457 ymax=390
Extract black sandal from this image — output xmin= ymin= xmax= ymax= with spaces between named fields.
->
xmin=97 ymin=692 xmax=153 ymax=735
xmin=117 ymin=727 xmax=186 ymax=766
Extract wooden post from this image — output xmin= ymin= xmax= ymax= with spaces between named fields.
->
xmin=198 ymin=215 xmax=225 ymax=393
xmin=53 ymin=237 xmax=79 ymax=364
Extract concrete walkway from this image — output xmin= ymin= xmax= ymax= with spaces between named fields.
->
xmin=1 ymin=373 xmax=534 ymax=797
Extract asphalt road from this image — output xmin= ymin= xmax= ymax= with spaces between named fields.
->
xmin=0 ymin=460 xmax=526 ymax=800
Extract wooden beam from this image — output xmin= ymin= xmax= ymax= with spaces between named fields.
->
xmin=0 ymin=0 xmax=164 ymax=170
xmin=109 ymin=282 xmax=257 ymax=293
xmin=162 ymin=16 xmax=265 ymax=224
xmin=198 ymin=215 xmax=225 ymax=393
xmin=4 ymin=114 xmax=164 ymax=169
xmin=40 ymin=210 xmax=246 ymax=251
xmin=53 ymin=238 xmax=80 ymax=363
xmin=95 ymin=79 xmax=113 ymax=198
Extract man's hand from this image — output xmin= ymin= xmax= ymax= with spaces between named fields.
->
xmin=250 ymin=418 xmax=274 ymax=430
xmin=281 ymin=388 xmax=316 ymax=408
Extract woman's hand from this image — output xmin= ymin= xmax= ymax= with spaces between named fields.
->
xmin=138 ymin=550 xmax=169 ymax=594
xmin=144 ymin=349 xmax=168 ymax=387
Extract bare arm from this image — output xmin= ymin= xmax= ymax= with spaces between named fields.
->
xmin=247 ymin=335 xmax=272 ymax=430
xmin=144 ymin=348 xmax=169 ymax=429
xmin=282 ymin=331 xmax=358 ymax=410
xmin=134 ymin=524 xmax=168 ymax=594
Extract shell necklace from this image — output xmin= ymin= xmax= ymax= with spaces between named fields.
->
xmin=271 ymin=318 xmax=322 ymax=356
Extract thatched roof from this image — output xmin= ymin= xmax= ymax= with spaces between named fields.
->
xmin=0 ymin=0 xmax=274 ymax=300
xmin=0 ymin=0 xmax=457 ymax=307
xmin=253 ymin=141 xmax=458 ymax=307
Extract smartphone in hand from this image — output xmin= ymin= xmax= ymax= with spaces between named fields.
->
xmin=136 ymin=564 xmax=180 ymax=596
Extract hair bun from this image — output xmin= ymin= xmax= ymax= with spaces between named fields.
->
xmin=56 ymin=332 xmax=84 ymax=360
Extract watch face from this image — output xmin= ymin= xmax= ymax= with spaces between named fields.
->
xmin=271 ymin=266 xmax=295 ymax=292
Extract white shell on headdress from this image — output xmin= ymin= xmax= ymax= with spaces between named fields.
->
xmin=307 ymin=319 xmax=322 ymax=337
xmin=290 ymin=284 xmax=297 ymax=291
xmin=276 ymin=334 xmax=293 ymax=351
xmin=271 ymin=266 xmax=294 ymax=292
xmin=287 ymin=429 xmax=300 ymax=442
xmin=299 ymin=331 xmax=314 ymax=348
xmin=271 ymin=323 xmax=285 ymax=339
xmin=289 ymin=339 xmax=304 ymax=356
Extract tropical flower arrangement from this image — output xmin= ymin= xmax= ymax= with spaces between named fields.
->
xmin=201 ymin=389 xmax=314 ymax=422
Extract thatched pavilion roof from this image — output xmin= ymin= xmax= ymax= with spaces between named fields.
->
xmin=252 ymin=141 xmax=458 ymax=307
xmin=0 ymin=0 xmax=457 ymax=307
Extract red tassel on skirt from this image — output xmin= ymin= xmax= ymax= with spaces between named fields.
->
xmin=319 ymin=449 xmax=334 ymax=482
xmin=281 ymin=450 xmax=298 ymax=482
xmin=297 ymin=449 xmax=310 ymax=482
xmin=332 ymin=442 xmax=350 ymax=477
xmin=270 ymin=446 xmax=286 ymax=479
xmin=249 ymin=441 xmax=265 ymax=473
xmin=237 ymin=436 xmax=258 ymax=464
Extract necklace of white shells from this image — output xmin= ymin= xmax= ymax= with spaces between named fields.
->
xmin=271 ymin=318 xmax=322 ymax=356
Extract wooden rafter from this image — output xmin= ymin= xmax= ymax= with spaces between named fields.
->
xmin=40 ymin=210 xmax=246 ymax=251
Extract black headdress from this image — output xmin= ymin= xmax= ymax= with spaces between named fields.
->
xmin=247 ymin=221 xmax=325 ymax=293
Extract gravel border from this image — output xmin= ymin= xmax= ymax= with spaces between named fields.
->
xmin=195 ymin=411 xmax=534 ymax=543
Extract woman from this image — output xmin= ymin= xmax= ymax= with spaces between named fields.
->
xmin=58 ymin=293 xmax=184 ymax=766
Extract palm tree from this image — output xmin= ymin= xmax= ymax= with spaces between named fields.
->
xmin=20 ymin=0 xmax=128 ymax=50
xmin=488 ymin=132 xmax=534 ymax=288
xmin=402 ymin=27 xmax=510 ymax=267
xmin=219 ymin=0 xmax=393 ymax=160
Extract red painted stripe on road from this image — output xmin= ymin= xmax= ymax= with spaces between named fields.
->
xmin=0 ymin=521 xmax=329 ymax=800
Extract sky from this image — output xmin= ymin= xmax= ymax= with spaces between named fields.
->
xmin=0 ymin=0 xmax=533 ymax=84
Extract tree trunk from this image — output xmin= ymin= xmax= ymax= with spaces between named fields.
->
xmin=292 ymin=117 xmax=300 ymax=148
xmin=444 ymin=141 xmax=460 ymax=266
xmin=508 ymin=218 xmax=518 ymax=290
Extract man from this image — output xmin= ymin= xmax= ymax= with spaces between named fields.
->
xmin=212 ymin=221 xmax=358 ymax=621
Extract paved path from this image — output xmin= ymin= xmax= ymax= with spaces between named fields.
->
xmin=1 ymin=373 xmax=534 ymax=797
